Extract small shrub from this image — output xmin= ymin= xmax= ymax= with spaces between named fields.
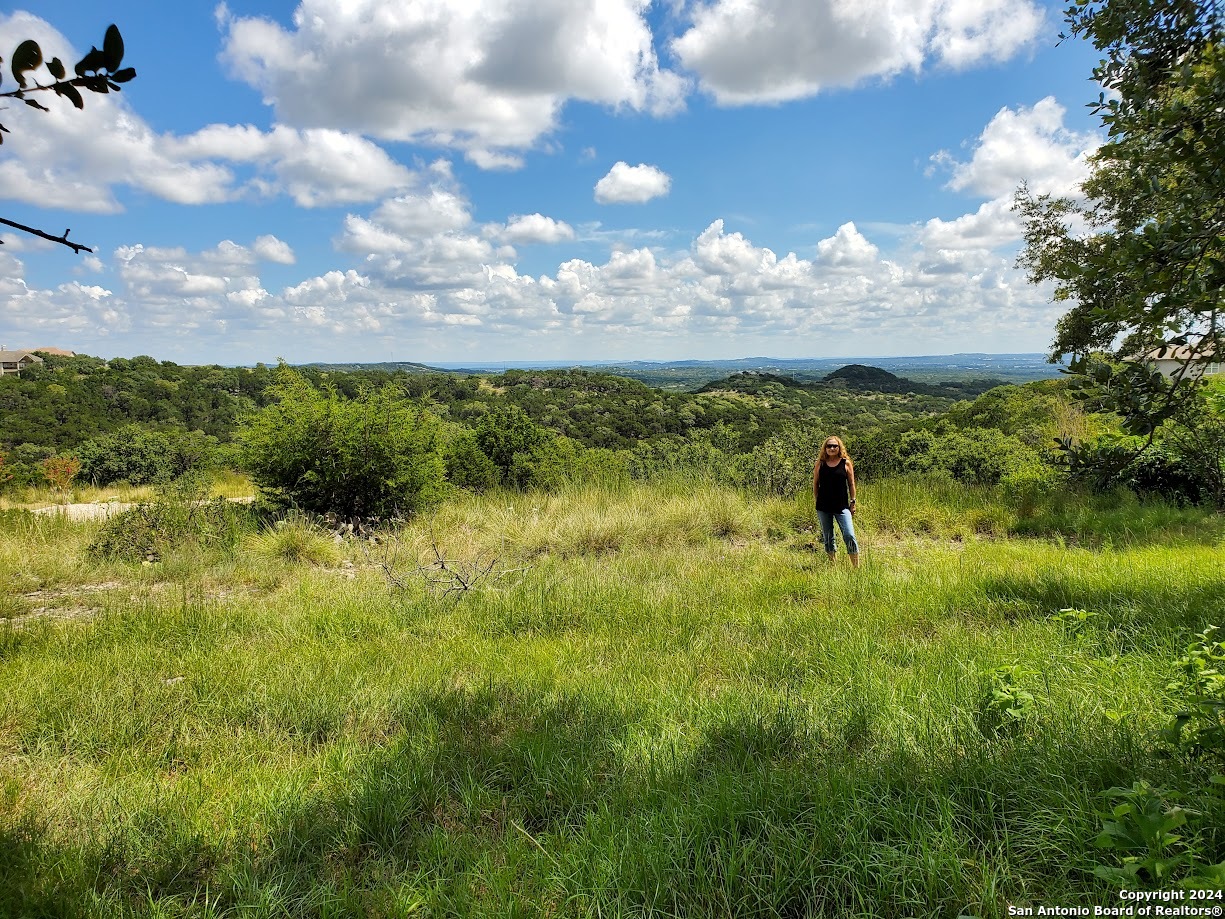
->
xmin=89 ymin=476 xmax=255 ymax=562
xmin=1093 ymin=782 xmax=1199 ymax=885
xmin=443 ymin=431 xmax=499 ymax=493
xmin=39 ymin=456 xmax=81 ymax=493
xmin=736 ymin=426 xmax=826 ymax=495
xmin=475 ymin=405 xmax=549 ymax=489
xmin=628 ymin=436 xmax=733 ymax=487
xmin=76 ymin=426 xmax=220 ymax=486
xmin=0 ymin=444 xmax=54 ymax=491
xmin=1065 ymin=438 xmax=1212 ymax=507
xmin=239 ymin=367 xmax=446 ymax=518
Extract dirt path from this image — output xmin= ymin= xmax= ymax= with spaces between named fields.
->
xmin=29 ymin=496 xmax=255 ymax=521
xmin=30 ymin=502 xmax=133 ymax=521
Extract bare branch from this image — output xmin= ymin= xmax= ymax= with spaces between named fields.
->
xmin=362 ymin=531 xmax=531 ymax=600
xmin=0 ymin=217 xmax=92 ymax=254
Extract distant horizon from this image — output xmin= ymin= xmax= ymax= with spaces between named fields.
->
xmin=11 ymin=348 xmax=1060 ymax=369
xmin=406 ymin=352 xmax=1056 ymax=369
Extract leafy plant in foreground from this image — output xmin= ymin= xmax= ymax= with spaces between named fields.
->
xmin=1164 ymin=625 xmax=1225 ymax=760
xmin=975 ymin=664 xmax=1038 ymax=738
xmin=1051 ymin=607 xmax=1099 ymax=636
xmin=1093 ymin=781 xmax=1199 ymax=886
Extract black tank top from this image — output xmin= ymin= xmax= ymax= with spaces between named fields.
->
xmin=816 ymin=458 xmax=850 ymax=512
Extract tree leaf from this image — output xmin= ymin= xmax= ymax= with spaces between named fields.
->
xmin=74 ymin=47 xmax=106 ymax=77
xmin=23 ymin=98 xmax=49 ymax=112
xmin=53 ymin=82 xmax=84 ymax=110
xmin=102 ymin=25 xmax=124 ymax=72
xmin=47 ymin=57 xmax=65 ymax=80
xmin=111 ymin=68 xmax=136 ymax=84
xmin=11 ymin=39 xmax=42 ymax=88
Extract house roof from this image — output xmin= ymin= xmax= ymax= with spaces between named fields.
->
xmin=1145 ymin=340 xmax=1217 ymax=361
xmin=0 ymin=350 xmax=43 ymax=363
xmin=33 ymin=347 xmax=75 ymax=356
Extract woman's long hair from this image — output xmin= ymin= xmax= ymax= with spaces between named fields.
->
xmin=821 ymin=435 xmax=852 ymax=468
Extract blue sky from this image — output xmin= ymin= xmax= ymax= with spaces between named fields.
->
xmin=0 ymin=0 xmax=1104 ymax=365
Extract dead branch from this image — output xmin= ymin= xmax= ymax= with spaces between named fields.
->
xmin=0 ymin=217 xmax=92 ymax=254
xmin=360 ymin=535 xmax=531 ymax=599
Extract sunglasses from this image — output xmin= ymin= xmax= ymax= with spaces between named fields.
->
xmin=824 ymin=444 xmax=840 ymax=449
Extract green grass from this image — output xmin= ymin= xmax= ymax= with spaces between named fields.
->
xmin=1 ymin=481 xmax=1223 ymax=917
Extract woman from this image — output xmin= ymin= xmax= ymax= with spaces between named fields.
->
xmin=813 ymin=435 xmax=860 ymax=567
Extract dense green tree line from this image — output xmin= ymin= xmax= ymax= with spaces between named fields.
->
xmin=3 ymin=351 xmax=1222 ymax=509
xmin=0 ymin=355 xmax=1014 ymax=462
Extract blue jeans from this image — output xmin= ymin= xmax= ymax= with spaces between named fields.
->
xmin=817 ymin=509 xmax=859 ymax=555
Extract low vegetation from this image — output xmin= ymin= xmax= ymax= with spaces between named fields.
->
xmin=2 ymin=348 xmax=1223 ymax=915
xmin=1 ymin=479 xmax=1222 ymax=917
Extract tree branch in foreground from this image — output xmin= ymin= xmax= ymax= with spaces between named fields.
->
xmin=0 ymin=217 xmax=92 ymax=254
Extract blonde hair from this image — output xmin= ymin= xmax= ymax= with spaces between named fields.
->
xmin=821 ymin=435 xmax=852 ymax=467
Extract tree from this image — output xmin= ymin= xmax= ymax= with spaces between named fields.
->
xmin=1017 ymin=0 xmax=1224 ymax=435
xmin=1 ymin=24 xmax=136 ymax=253
xmin=39 ymin=455 xmax=80 ymax=493
xmin=238 ymin=367 xmax=446 ymax=518
xmin=474 ymin=404 xmax=549 ymax=488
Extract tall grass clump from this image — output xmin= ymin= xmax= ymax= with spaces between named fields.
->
xmin=243 ymin=513 xmax=342 ymax=567
xmin=1011 ymin=487 xmax=1225 ymax=546
xmin=851 ymin=477 xmax=1011 ymax=540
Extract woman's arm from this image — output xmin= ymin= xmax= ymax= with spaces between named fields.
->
xmin=847 ymin=462 xmax=857 ymax=512
xmin=812 ymin=462 xmax=820 ymax=506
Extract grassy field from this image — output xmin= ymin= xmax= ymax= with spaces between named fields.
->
xmin=1 ymin=480 xmax=1223 ymax=917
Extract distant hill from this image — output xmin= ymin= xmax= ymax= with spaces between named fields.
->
xmin=295 ymin=355 xmax=1060 ymax=391
xmin=698 ymin=366 xmax=1007 ymax=400
xmin=822 ymin=364 xmax=1006 ymax=398
xmin=302 ymin=361 xmax=439 ymax=374
xmin=824 ymin=364 xmax=911 ymax=389
xmin=695 ymin=371 xmax=816 ymax=395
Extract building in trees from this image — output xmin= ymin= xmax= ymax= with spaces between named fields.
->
xmin=0 ymin=350 xmax=43 ymax=376
xmin=1143 ymin=341 xmax=1222 ymax=380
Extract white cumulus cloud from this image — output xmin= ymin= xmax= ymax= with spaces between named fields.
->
xmin=0 ymin=13 xmax=419 ymax=214
xmin=594 ymin=162 xmax=672 ymax=204
xmin=816 ymin=223 xmax=880 ymax=267
xmin=672 ymin=0 xmax=1045 ymax=104
xmin=935 ymin=97 xmax=1100 ymax=199
xmin=253 ymin=236 xmax=297 ymax=264
xmin=220 ymin=0 xmax=687 ymax=162
xmin=499 ymin=215 xmax=577 ymax=245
